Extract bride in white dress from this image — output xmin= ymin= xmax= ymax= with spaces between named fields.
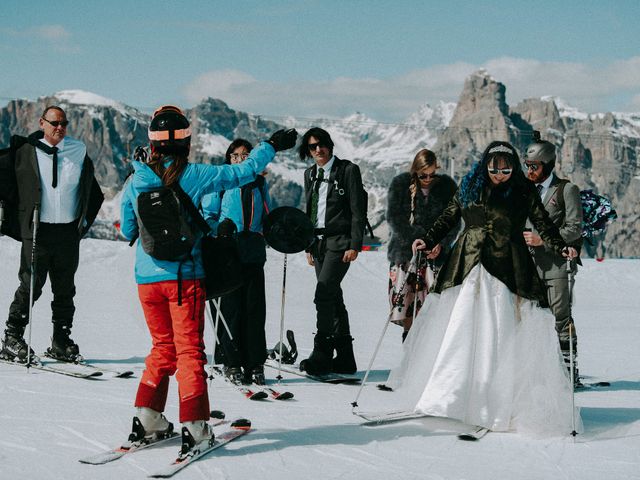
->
xmin=385 ymin=141 xmax=581 ymax=436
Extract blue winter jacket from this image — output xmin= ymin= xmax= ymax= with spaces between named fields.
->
xmin=120 ymin=142 xmax=275 ymax=284
xmin=202 ymin=177 xmax=271 ymax=264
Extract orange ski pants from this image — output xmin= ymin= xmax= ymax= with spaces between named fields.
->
xmin=134 ymin=279 xmax=210 ymax=422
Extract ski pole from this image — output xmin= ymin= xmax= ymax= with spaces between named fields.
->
xmin=411 ymin=251 xmax=422 ymax=324
xmin=569 ymin=321 xmax=577 ymax=437
xmin=205 ymin=298 xmax=234 ymax=383
xmin=351 ymin=251 xmax=419 ymax=412
xmin=276 ymin=254 xmax=288 ymax=382
xmin=26 ymin=203 xmax=40 ymax=370
xmin=0 ymin=200 xmax=5 ymax=235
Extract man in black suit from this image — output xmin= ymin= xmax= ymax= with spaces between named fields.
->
xmin=0 ymin=106 xmax=103 ymax=363
xmin=298 ymin=127 xmax=367 ymax=375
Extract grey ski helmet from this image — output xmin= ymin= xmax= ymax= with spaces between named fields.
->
xmin=525 ymin=131 xmax=556 ymax=175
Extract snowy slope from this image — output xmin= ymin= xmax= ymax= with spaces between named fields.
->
xmin=0 ymin=237 xmax=639 ymax=480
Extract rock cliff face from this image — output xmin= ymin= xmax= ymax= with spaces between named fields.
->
xmin=1 ymin=78 xmax=638 ymax=257
xmin=434 ymin=71 xmax=639 ymax=257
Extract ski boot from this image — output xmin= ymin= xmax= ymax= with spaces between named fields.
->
xmin=46 ymin=325 xmax=81 ymax=362
xmin=332 ymin=335 xmax=357 ymax=374
xmin=299 ymin=333 xmax=333 ymax=375
xmin=223 ymin=366 xmax=244 ymax=385
xmin=0 ymin=326 xmax=36 ymax=364
xmin=246 ymin=365 xmax=266 ymax=386
xmin=128 ymin=407 xmax=174 ymax=443
xmin=180 ymin=420 xmax=214 ymax=455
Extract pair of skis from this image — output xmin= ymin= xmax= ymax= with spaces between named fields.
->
xmin=0 ymin=355 xmax=134 ymax=379
xmin=264 ymin=359 xmax=360 ymax=384
xmin=209 ymin=366 xmax=294 ymax=400
xmin=79 ymin=411 xmax=251 ymax=478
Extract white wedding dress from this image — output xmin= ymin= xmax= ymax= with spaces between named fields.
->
xmin=386 ymin=264 xmax=581 ymax=436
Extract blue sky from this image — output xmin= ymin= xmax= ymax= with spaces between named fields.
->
xmin=1 ymin=0 xmax=639 ymax=120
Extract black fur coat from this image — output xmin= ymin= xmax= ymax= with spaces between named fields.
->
xmin=386 ymin=172 xmax=458 ymax=265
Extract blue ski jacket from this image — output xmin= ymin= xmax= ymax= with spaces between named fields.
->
xmin=202 ymin=176 xmax=271 ymax=264
xmin=120 ymin=141 xmax=275 ymax=284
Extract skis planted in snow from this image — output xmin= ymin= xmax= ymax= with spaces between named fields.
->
xmin=265 ymin=359 xmax=360 ymax=384
xmin=41 ymin=352 xmax=135 ymax=378
xmin=0 ymin=357 xmax=103 ymax=379
xmin=458 ymin=426 xmax=490 ymax=441
xmin=261 ymin=386 xmax=294 ymax=400
xmin=79 ymin=412 xmax=228 ymax=465
xmin=148 ymin=419 xmax=251 ymax=478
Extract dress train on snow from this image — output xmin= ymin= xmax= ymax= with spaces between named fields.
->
xmin=385 ymin=264 xmax=581 ymax=436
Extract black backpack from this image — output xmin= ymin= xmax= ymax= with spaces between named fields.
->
xmin=136 ymin=186 xmax=197 ymax=261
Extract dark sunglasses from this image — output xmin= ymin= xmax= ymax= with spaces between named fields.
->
xmin=524 ymin=162 xmax=541 ymax=171
xmin=42 ymin=118 xmax=69 ymax=128
xmin=487 ymin=168 xmax=512 ymax=175
xmin=308 ymin=142 xmax=327 ymax=152
xmin=418 ymin=173 xmax=438 ymax=180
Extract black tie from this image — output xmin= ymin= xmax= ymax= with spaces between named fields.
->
xmin=310 ymin=167 xmax=324 ymax=225
xmin=51 ymin=146 xmax=59 ymax=188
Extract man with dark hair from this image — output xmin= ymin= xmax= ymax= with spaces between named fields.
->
xmin=298 ymin=127 xmax=367 ymax=375
xmin=523 ymin=132 xmax=583 ymax=385
xmin=0 ymin=105 xmax=103 ymax=363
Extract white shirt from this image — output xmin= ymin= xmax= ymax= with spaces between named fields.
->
xmin=315 ymin=156 xmax=335 ymax=229
xmin=536 ymin=173 xmax=555 ymax=202
xmin=37 ymin=136 xmax=86 ymax=223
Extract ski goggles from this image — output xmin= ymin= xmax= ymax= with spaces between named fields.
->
xmin=148 ymin=105 xmax=192 ymax=141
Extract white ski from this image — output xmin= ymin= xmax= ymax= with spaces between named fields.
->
xmin=0 ymin=357 xmax=102 ymax=379
xmin=148 ymin=421 xmax=251 ymax=478
xmin=265 ymin=359 xmax=360 ymax=384
xmin=356 ymin=410 xmax=430 ymax=425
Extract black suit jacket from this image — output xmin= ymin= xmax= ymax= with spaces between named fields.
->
xmin=304 ymin=157 xmax=367 ymax=251
xmin=3 ymin=133 xmax=103 ymax=241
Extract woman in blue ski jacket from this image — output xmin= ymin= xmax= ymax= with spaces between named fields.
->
xmin=120 ymin=105 xmax=296 ymax=449
xmin=201 ymin=138 xmax=272 ymax=385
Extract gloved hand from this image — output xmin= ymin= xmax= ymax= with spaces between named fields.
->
xmin=134 ymin=146 xmax=148 ymax=163
xmin=267 ymin=128 xmax=298 ymax=152
xmin=218 ymin=218 xmax=237 ymax=238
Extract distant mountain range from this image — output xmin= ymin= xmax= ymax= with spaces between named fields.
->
xmin=1 ymin=70 xmax=639 ymax=257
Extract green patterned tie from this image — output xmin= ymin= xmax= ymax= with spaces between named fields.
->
xmin=310 ymin=167 xmax=324 ymax=225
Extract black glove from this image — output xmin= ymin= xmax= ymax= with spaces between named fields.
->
xmin=134 ymin=146 xmax=148 ymax=163
xmin=218 ymin=218 xmax=237 ymax=238
xmin=267 ymin=128 xmax=298 ymax=152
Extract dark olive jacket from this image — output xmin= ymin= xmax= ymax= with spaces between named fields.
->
xmin=423 ymin=180 xmax=566 ymax=305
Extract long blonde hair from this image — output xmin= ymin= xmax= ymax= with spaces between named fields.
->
xmin=409 ymin=149 xmax=438 ymax=224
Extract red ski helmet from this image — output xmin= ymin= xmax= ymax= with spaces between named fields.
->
xmin=148 ymin=105 xmax=191 ymax=154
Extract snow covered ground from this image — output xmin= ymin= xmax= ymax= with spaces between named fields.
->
xmin=0 ymin=237 xmax=639 ymax=480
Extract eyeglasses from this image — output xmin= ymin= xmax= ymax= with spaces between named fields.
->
xmin=418 ymin=173 xmax=438 ymax=180
xmin=487 ymin=168 xmax=512 ymax=175
xmin=42 ymin=118 xmax=69 ymax=128
xmin=230 ymin=153 xmax=249 ymax=161
xmin=524 ymin=162 xmax=541 ymax=171
xmin=308 ymin=142 xmax=327 ymax=152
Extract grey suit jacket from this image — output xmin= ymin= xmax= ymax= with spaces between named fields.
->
xmin=527 ymin=174 xmax=583 ymax=279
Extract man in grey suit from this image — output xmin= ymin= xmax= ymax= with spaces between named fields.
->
xmin=522 ymin=132 xmax=583 ymax=384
